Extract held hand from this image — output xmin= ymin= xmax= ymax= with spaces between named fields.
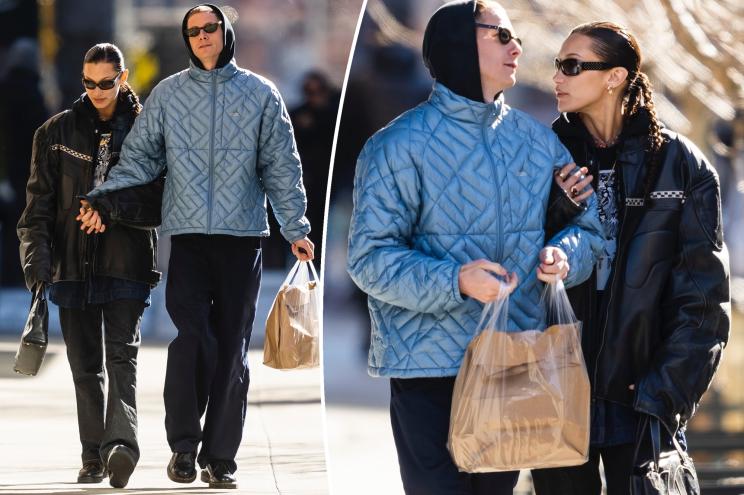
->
xmin=458 ymin=259 xmax=518 ymax=304
xmin=291 ymin=237 xmax=315 ymax=262
xmin=555 ymin=163 xmax=594 ymax=203
xmin=76 ymin=200 xmax=106 ymax=234
xmin=537 ymin=246 xmax=569 ymax=282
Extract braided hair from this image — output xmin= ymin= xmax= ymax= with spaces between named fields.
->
xmin=571 ymin=22 xmax=665 ymax=195
xmin=83 ymin=43 xmax=142 ymax=115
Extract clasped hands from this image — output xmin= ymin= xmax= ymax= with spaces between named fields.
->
xmin=458 ymin=247 xmax=569 ymax=303
xmin=76 ymin=200 xmax=105 ymax=234
xmin=76 ymin=199 xmax=316 ymax=262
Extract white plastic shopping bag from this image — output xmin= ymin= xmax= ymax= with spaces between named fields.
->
xmin=263 ymin=261 xmax=322 ymax=370
xmin=448 ymin=280 xmax=590 ymax=472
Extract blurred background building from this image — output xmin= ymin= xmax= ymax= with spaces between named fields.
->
xmin=0 ymin=0 xmax=361 ymax=341
xmin=324 ymin=1 xmax=744 ymax=493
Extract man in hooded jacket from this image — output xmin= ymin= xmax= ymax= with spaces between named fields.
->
xmin=347 ymin=1 xmax=603 ymax=494
xmin=82 ymin=4 xmax=314 ymax=489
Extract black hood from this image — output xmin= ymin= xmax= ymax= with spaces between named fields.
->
xmin=181 ymin=4 xmax=235 ymax=70
xmin=422 ymin=0 xmax=483 ymax=103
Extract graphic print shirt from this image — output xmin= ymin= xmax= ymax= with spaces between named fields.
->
xmin=93 ymin=122 xmax=112 ymax=187
xmin=594 ymin=145 xmax=619 ymax=291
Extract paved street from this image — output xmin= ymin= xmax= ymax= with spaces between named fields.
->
xmin=0 ymin=341 xmax=327 ymax=495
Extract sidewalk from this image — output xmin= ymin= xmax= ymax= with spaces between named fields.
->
xmin=323 ymin=303 xmax=535 ymax=495
xmin=0 ymin=341 xmax=327 ymax=495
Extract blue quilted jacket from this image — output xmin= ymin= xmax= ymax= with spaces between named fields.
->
xmin=87 ymin=60 xmax=310 ymax=242
xmin=347 ymin=83 xmax=604 ymax=378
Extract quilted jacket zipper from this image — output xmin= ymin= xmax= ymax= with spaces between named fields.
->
xmin=207 ymin=71 xmax=217 ymax=233
xmin=481 ymin=114 xmax=503 ymax=262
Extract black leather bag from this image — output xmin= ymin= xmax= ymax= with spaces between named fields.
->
xmin=13 ymin=285 xmax=49 ymax=376
xmin=631 ymin=415 xmax=700 ymax=495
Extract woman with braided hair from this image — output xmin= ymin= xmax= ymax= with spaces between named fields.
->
xmin=17 ymin=43 xmax=162 ymax=488
xmin=533 ymin=21 xmax=730 ymax=494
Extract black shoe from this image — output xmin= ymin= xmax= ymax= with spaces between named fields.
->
xmin=200 ymin=462 xmax=237 ymax=489
xmin=167 ymin=451 xmax=197 ymax=483
xmin=77 ymin=460 xmax=105 ymax=483
xmin=107 ymin=445 xmax=136 ymax=488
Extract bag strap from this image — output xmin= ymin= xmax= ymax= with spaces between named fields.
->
xmin=307 ymin=261 xmax=320 ymax=283
xmin=632 ymin=415 xmax=660 ymax=471
xmin=33 ymin=283 xmax=47 ymax=303
xmin=649 ymin=416 xmax=663 ymax=466
xmin=632 ymin=414 xmax=690 ymax=471
xmin=288 ymin=261 xmax=320 ymax=285
xmin=286 ymin=260 xmax=305 ymax=285
xmin=655 ymin=416 xmax=691 ymax=462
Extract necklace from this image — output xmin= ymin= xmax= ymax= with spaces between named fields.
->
xmin=592 ymin=132 xmax=621 ymax=149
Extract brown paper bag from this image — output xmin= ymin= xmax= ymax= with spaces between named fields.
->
xmin=449 ymin=324 xmax=590 ymax=472
xmin=263 ymin=261 xmax=321 ymax=370
xmin=448 ymin=283 xmax=590 ymax=472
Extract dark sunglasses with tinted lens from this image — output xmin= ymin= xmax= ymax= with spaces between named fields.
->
xmin=82 ymin=71 xmax=121 ymax=90
xmin=184 ymin=21 xmax=222 ymax=38
xmin=475 ymin=22 xmax=522 ymax=46
xmin=554 ymin=58 xmax=614 ymax=76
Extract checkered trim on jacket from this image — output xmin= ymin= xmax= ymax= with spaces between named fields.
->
xmin=51 ymin=144 xmax=92 ymax=163
xmin=626 ymin=191 xmax=686 ymax=207
xmin=650 ymin=190 xmax=685 ymax=199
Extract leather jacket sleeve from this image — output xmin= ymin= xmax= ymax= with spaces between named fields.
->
xmin=16 ymin=124 xmax=56 ymax=290
xmin=634 ymin=141 xmax=731 ymax=433
xmin=86 ymin=172 xmax=165 ymax=229
xmin=545 ymin=178 xmax=585 ymax=240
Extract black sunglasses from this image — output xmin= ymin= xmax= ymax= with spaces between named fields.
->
xmin=554 ymin=58 xmax=614 ymax=76
xmin=475 ymin=22 xmax=522 ymax=46
xmin=184 ymin=21 xmax=222 ymax=38
xmin=82 ymin=71 xmax=122 ymax=90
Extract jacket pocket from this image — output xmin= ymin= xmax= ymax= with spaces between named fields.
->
xmin=624 ymin=230 xmax=676 ymax=288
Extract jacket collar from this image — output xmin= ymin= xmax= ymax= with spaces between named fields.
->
xmin=73 ymin=92 xmax=136 ymax=130
xmin=552 ymin=109 xmax=653 ymax=147
xmin=187 ymin=59 xmax=239 ymax=83
xmin=428 ymin=82 xmax=506 ymax=125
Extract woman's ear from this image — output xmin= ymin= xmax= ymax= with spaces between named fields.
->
xmin=607 ymin=66 xmax=628 ymax=90
xmin=120 ymin=68 xmax=130 ymax=84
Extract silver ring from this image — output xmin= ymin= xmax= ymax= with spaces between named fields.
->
xmin=580 ymin=174 xmax=586 ymax=181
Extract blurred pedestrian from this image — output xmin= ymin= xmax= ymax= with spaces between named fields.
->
xmin=347 ymin=1 xmax=603 ymax=494
xmin=17 ymin=43 xmax=162 ymax=488
xmin=532 ymin=21 xmax=730 ymax=494
xmin=0 ymin=38 xmax=48 ymax=286
xmin=81 ymin=4 xmax=313 ymax=490
xmin=289 ymin=70 xmax=339 ymax=268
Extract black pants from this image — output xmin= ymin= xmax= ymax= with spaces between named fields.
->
xmin=163 ymin=234 xmax=261 ymax=472
xmin=59 ymin=299 xmax=145 ymax=465
xmin=390 ymin=377 xmax=520 ymax=495
xmin=531 ymin=443 xmax=636 ymax=495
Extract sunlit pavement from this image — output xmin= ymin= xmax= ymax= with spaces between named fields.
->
xmin=0 ymin=341 xmax=327 ymax=495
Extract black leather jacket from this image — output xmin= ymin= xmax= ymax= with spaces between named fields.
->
xmin=551 ymin=111 xmax=730 ymax=434
xmin=17 ymin=92 xmax=163 ymax=290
